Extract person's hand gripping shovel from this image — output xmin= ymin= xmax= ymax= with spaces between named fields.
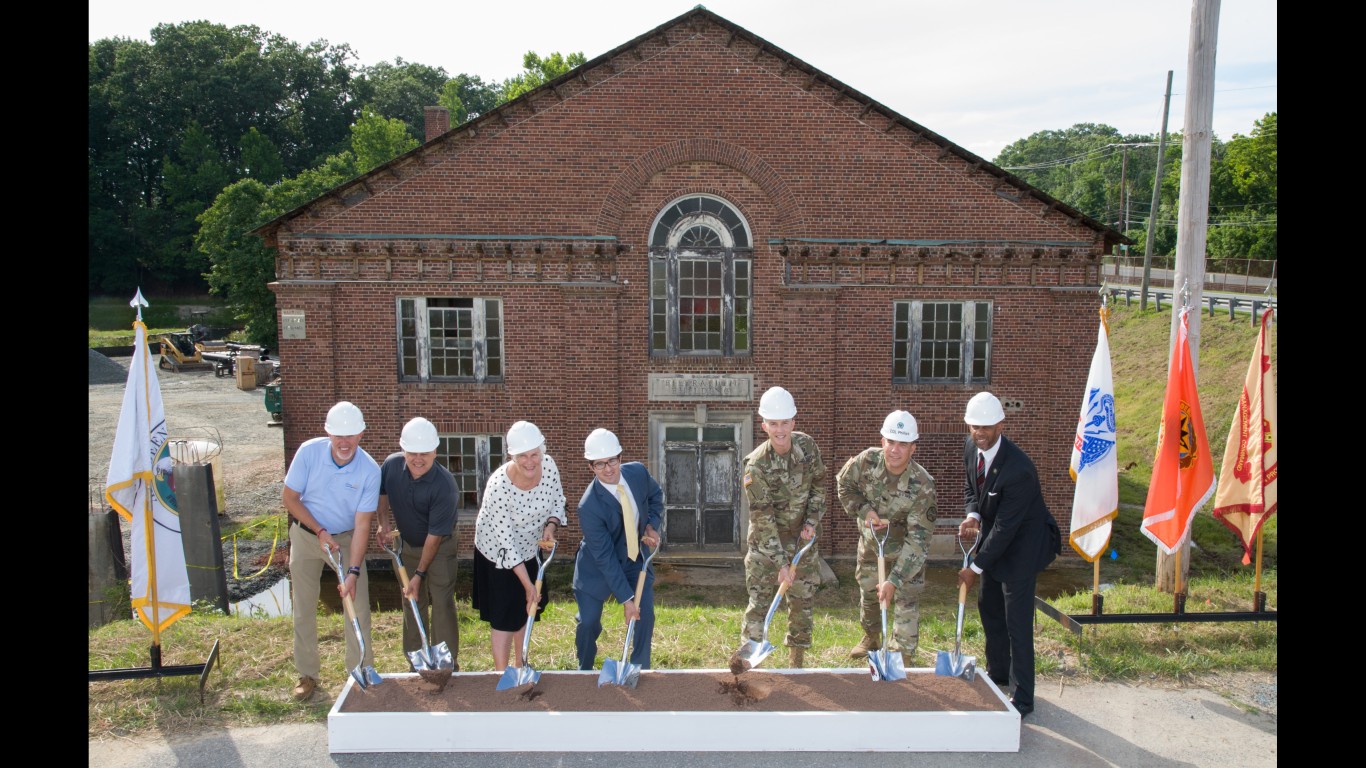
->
xmin=325 ymin=547 xmax=384 ymax=691
xmin=729 ymin=533 xmax=817 ymax=674
xmin=865 ymin=519 xmax=906 ymax=682
xmin=598 ymin=542 xmax=659 ymax=688
xmin=935 ymin=528 xmax=980 ymax=680
xmin=498 ymin=539 xmax=557 ymax=691
xmin=379 ymin=532 xmax=454 ymax=687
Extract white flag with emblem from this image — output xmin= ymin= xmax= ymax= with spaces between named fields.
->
xmin=104 ymin=290 xmax=192 ymax=633
xmin=1068 ymin=310 xmax=1118 ymax=561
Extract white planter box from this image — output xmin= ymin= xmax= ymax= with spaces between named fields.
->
xmin=328 ymin=667 xmax=1020 ymax=753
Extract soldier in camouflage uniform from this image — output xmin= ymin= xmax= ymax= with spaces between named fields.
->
xmin=742 ymin=386 xmax=826 ymax=668
xmin=836 ymin=410 xmax=937 ymax=667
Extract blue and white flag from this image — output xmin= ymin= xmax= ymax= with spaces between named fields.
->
xmin=104 ymin=290 xmax=191 ymax=634
xmin=1068 ymin=310 xmax=1119 ymax=562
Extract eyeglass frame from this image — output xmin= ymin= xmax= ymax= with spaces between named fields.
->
xmin=588 ymin=456 xmax=622 ymax=471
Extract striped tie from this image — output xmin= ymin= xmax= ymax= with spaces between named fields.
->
xmin=976 ymin=453 xmax=986 ymax=495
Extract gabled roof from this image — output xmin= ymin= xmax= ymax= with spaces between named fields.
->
xmin=255 ymin=6 xmax=1125 ymax=250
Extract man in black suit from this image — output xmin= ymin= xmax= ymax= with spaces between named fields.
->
xmin=957 ymin=392 xmax=1061 ymax=718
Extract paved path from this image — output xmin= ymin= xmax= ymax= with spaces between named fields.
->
xmin=89 ymin=677 xmax=1275 ymax=768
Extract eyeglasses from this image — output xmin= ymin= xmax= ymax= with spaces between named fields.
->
xmin=589 ymin=456 xmax=621 ymax=471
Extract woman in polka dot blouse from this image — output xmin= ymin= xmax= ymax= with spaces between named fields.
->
xmin=472 ymin=421 xmax=568 ymax=671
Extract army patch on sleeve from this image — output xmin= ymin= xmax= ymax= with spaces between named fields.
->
xmin=743 ymin=472 xmax=753 ymax=487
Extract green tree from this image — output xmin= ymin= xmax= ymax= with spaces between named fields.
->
xmin=238 ymin=127 xmax=286 ymax=183
xmin=199 ymin=107 xmax=417 ymax=344
xmin=355 ymin=58 xmax=452 ymax=143
xmin=443 ymin=73 xmax=500 ymax=121
xmin=350 ymin=106 xmax=420 ymax=172
xmin=89 ymin=22 xmax=362 ymax=294
xmin=500 ymin=51 xmax=586 ymax=101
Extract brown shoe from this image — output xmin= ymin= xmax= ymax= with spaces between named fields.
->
xmin=901 ymin=651 xmax=916 ymax=669
xmin=849 ymin=634 xmax=881 ymax=659
xmin=789 ymin=647 xmax=805 ymax=668
xmin=292 ymin=676 xmax=317 ymax=701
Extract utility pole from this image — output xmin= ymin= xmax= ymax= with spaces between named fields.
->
xmin=1141 ymin=71 xmax=1174 ymax=310
xmin=1156 ymin=0 xmax=1219 ymax=594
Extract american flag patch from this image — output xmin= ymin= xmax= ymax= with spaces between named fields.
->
xmin=743 ymin=472 xmax=753 ymax=487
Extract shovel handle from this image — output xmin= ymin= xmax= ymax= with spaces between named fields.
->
xmin=340 ymin=592 xmax=360 ymax=624
xmin=632 ymin=568 xmax=648 ymax=605
xmin=958 ymin=580 xmax=969 ymax=605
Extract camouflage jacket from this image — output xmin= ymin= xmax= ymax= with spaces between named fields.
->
xmin=743 ymin=432 xmax=826 ymax=568
xmin=836 ymin=447 xmax=938 ymax=588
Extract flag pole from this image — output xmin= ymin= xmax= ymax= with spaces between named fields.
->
xmin=91 ymin=289 xmax=220 ymax=695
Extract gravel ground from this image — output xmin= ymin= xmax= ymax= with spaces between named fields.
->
xmin=90 ymin=348 xmax=288 ymax=603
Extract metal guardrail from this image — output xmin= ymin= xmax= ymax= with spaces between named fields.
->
xmin=1106 ymin=287 xmax=1276 ymax=325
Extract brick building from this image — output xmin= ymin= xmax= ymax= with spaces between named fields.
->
xmin=255 ymin=8 xmax=1122 ymax=565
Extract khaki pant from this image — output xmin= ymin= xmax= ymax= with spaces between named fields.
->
xmin=289 ymin=524 xmax=372 ymax=680
xmin=398 ymin=535 xmax=459 ymax=662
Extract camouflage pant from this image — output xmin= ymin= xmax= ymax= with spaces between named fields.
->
xmin=855 ymin=537 xmax=925 ymax=655
xmin=742 ymin=546 xmax=820 ymax=648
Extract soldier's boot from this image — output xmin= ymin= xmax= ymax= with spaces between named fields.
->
xmin=901 ymin=652 xmax=916 ymax=669
xmin=789 ymin=647 xmax=805 ymax=668
xmin=849 ymin=633 xmax=881 ymax=659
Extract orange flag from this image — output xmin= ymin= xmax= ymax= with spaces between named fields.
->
xmin=1141 ymin=306 xmax=1216 ymax=555
xmin=1213 ymin=309 xmax=1277 ymax=564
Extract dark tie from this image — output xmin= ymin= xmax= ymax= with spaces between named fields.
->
xmin=976 ymin=453 xmax=986 ymax=495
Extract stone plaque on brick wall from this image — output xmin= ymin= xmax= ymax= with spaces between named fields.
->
xmin=648 ymin=373 xmax=753 ymax=402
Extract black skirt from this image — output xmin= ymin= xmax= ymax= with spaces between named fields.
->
xmin=471 ymin=547 xmax=549 ymax=632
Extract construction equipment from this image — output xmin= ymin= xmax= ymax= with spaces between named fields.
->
xmin=866 ymin=523 xmax=907 ymax=682
xmin=935 ymin=530 xmax=980 ymax=681
xmin=599 ymin=543 xmax=659 ymax=688
xmin=731 ymin=534 xmax=817 ymax=673
xmin=325 ymin=548 xmax=383 ymax=691
xmin=498 ymin=541 xmax=557 ymax=691
xmin=155 ymin=331 xmax=214 ymax=372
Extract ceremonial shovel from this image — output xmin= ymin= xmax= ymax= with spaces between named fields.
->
xmin=378 ymin=532 xmax=453 ymax=672
xmin=730 ymin=534 xmax=817 ymax=673
xmin=935 ymin=529 xmax=980 ymax=681
xmin=325 ymin=548 xmax=384 ymax=690
xmin=599 ymin=543 xmax=659 ymax=688
xmin=497 ymin=541 xmax=557 ymax=691
xmin=866 ymin=523 xmax=906 ymax=682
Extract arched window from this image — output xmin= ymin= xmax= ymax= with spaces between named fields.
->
xmin=648 ymin=195 xmax=752 ymax=356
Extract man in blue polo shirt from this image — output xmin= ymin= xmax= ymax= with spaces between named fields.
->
xmin=283 ymin=400 xmax=381 ymax=701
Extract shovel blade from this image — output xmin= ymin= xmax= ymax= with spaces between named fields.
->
xmin=351 ymin=664 xmax=383 ymax=690
xmin=621 ymin=662 xmax=641 ymax=689
xmin=869 ymin=650 xmax=906 ymax=682
xmin=598 ymin=659 xmax=621 ymax=687
xmin=496 ymin=664 xmax=539 ymax=691
xmin=732 ymin=639 xmax=775 ymax=671
xmin=934 ymin=650 xmax=978 ymax=680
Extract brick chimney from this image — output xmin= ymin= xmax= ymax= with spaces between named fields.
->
xmin=424 ymin=106 xmax=451 ymax=143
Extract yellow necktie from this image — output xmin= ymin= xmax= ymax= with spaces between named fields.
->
xmin=617 ymin=484 xmax=639 ymax=560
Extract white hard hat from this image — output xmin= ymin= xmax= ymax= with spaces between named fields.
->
xmin=880 ymin=410 xmax=919 ymax=442
xmin=584 ymin=428 xmax=624 ymax=461
xmin=399 ymin=417 xmax=439 ymax=453
xmin=506 ymin=421 xmax=545 ymax=456
xmin=757 ymin=386 xmax=797 ymax=419
xmin=964 ymin=392 xmax=1006 ymax=426
xmin=324 ymin=401 xmax=366 ymax=436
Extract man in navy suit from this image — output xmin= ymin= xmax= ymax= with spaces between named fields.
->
xmin=956 ymin=392 xmax=1061 ymax=718
xmin=573 ymin=428 xmax=664 ymax=671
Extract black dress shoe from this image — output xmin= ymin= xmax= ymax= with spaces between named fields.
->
xmin=1011 ymin=699 xmax=1034 ymax=717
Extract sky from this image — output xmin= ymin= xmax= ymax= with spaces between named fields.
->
xmin=88 ymin=0 xmax=1276 ymax=160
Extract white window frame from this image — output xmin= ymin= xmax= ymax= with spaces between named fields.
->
xmin=398 ymin=297 xmax=503 ymax=383
xmin=893 ymin=300 xmax=992 ymax=384
xmin=436 ymin=432 xmax=503 ymax=515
